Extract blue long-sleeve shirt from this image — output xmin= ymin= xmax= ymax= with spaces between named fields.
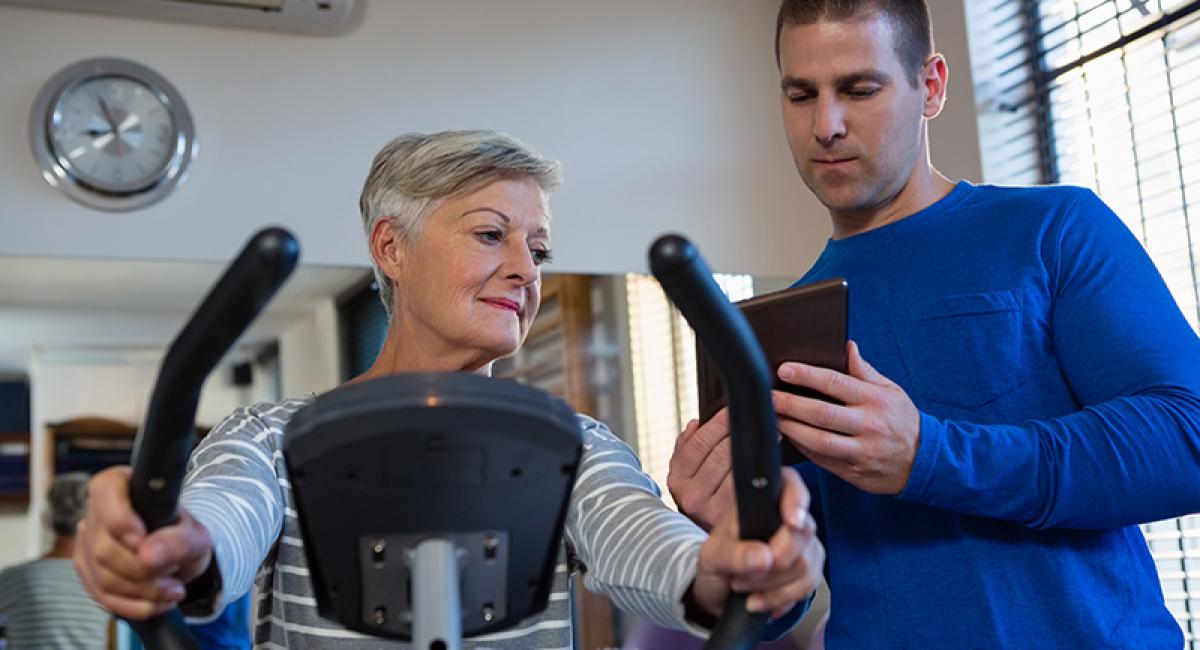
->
xmin=795 ymin=181 xmax=1200 ymax=648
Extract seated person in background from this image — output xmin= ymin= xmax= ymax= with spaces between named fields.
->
xmin=0 ymin=472 xmax=110 ymax=649
xmin=73 ymin=129 xmax=825 ymax=648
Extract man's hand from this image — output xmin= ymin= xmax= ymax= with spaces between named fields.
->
xmin=667 ymin=409 xmax=735 ymax=531
xmin=776 ymin=340 xmax=920 ymax=495
xmin=74 ymin=466 xmax=215 ymax=620
xmin=688 ymin=467 xmax=824 ymax=621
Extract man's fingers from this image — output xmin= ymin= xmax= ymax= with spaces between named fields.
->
xmin=673 ymin=418 xmax=701 ymax=454
xmin=847 ymin=340 xmax=888 ymax=385
xmin=672 ymin=409 xmax=732 ymax=478
xmin=778 ymin=417 xmax=861 ymax=462
xmin=778 ymin=360 xmax=872 ymax=405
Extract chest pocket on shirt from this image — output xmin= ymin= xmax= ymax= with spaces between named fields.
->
xmin=902 ymin=290 xmax=1025 ymax=411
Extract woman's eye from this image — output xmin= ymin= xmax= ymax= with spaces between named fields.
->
xmin=532 ymin=249 xmax=554 ymax=265
xmin=477 ymin=230 xmax=503 ymax=243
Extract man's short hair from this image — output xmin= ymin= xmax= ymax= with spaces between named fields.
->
xmin=775 ymin=0 xmax=934 ymax=86
xmin=46 ymin=472 xmax=90 ymax=537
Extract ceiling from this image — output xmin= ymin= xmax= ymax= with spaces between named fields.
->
xmin=0 ymin=256 xmax=367 ymax=312
xmin=0 ymin=256 xmax=369 ymax=372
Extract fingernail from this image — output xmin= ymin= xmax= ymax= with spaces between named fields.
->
xmin=168 ymin=583 xmax=185 ymax=600
xmin=746 ymin=595 xmax=765 ymax=613
xmin=778 ymin=364 xmax=794 ymax=380
xmin=792 ymin=507 xmax=807 ymax=527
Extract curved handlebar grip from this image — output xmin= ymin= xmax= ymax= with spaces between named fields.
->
xmin=649 ymin=234 xmax=782 ymax=649
xmin=128 ymin=227 xmax=299 ymax=650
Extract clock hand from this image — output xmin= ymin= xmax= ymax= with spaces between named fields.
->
xmin=96 ymin=94 xmax=119 ymax=131
xmin=116 ymin=113 xmax=140 ymax=134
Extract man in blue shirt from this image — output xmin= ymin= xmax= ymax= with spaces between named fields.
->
xmin=668 ymin=0 xmax=1200 ymax=647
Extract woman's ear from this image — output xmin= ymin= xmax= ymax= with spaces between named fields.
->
xmin=369 ymin=217 xmax=405 ymax=280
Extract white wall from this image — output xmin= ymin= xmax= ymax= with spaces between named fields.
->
xmin=0 ymin=0 xmax=981 ymax=280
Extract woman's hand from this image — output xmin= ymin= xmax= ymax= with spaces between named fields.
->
xmin=73 ymin=466 xmax=214 ymax=620
xmin=688 ymin=466 xmax=824 ymax=621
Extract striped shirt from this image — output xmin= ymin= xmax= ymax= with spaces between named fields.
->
xmin=180 ymin=397 xmax=709 ymax=649
xmin=0 ymin=557 xmax=112 ymax=649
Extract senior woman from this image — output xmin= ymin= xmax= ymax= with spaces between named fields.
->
xmin=73 ymin=130 xmax=823 ymax=648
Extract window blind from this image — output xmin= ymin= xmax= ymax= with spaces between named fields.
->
xmin=625 ymin=273 xmax=754 ymax=508
xmin=969 ymin=2 xmax=1200 ymax=643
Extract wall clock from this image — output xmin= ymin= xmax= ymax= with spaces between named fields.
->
xmin=29 ymin=57 xmax=197 ymax=211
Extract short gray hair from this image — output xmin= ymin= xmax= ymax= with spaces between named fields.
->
xmin=358 ymin=130 xmax=562 ymax=317
xmin=46 ymin=472 xmax=90 ymax=537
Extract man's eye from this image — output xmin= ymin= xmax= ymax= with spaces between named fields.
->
xmin=787 ymin=93 xmax=814 ymax=103
xmin=847 ymin=88 xmax=880 ymax=99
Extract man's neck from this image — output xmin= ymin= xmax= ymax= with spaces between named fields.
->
xmin=43 ymin=536 xmax=73 ymax=559
xmin=829 ymin=164 xmax=956 ymax=240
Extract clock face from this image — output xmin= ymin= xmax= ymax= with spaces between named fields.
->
xmin=49 ymin=75 xmax=179 ymax=194
xmin=29 ymin=58 xmax=196 ymax=212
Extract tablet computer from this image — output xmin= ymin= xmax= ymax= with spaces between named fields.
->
xmin=695 ymin=277 xmax=848 ymax=465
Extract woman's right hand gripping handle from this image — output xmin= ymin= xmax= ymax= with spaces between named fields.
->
xmin=74 ymin=466 xmax=215 ymax=620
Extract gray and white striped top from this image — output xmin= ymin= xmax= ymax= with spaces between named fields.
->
xmin=179 ymin=397 xmax=709 ymax=649
xmin=0 ymin=558 xmax=112 ymax=649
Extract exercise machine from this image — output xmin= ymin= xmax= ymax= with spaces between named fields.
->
xmin=125 ymin=229 xmax=783 ymax=650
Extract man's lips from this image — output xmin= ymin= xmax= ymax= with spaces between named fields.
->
xmin=813 ymin=157 xmax=856 ymax=167
xmin=482 ymin=298 xmax=521 ymax=313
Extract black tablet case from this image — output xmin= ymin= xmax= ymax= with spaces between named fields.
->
xmin=695 ymin=277 xmax=848 ymax=465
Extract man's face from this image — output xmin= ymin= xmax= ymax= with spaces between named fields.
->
xmin=778 ymin=14 xmax=932 ymax=220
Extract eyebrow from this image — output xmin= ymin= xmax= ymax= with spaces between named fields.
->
xmin=781 ymin=70 xmax=892 ymax=91
xmin=460 ymin=207 xmax=549 ymax=236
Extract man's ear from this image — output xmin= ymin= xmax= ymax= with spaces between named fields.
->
xmin=369 ymin=217 xmax=405 ymax=281
xmin=921 ymin=53 xmax=948 ymax=119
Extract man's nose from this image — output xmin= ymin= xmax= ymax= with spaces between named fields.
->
xmin=813 ymin=96 xmax=847 ymax=145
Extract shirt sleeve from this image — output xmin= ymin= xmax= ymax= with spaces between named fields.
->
xmin=178 ymin=403 xmax=288 ymax=618
xmin=901 ymin=189 xmax=1200 ymax=529
xmin=562 ymin=416 xmax=808 ymax=639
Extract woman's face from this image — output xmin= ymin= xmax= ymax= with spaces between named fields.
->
xmin=382 ymin=176 xmax=551 ymax=368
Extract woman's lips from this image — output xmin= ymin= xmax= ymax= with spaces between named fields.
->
xmin=482 ymin=298 xmax=520 ymax=313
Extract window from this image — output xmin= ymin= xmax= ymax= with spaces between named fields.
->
xmin=338 ymin=277 xmax=388 ymax=381
xmin=625 ymin=273 xmax=755 ymax=507
xmin=969 ymin=1 xmax=1200 ymax=643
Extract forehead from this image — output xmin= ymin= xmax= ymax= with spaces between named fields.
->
xmin=440 ymin=176 xmax=552 ymax=231
xmin=778 ymin=15 xmax=903 ymax=80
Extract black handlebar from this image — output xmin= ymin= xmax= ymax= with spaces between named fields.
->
xmin=649 ymin=234 xmax=783 ymax=650
xmin=128 ymin=227 xmax=299 ymax=650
